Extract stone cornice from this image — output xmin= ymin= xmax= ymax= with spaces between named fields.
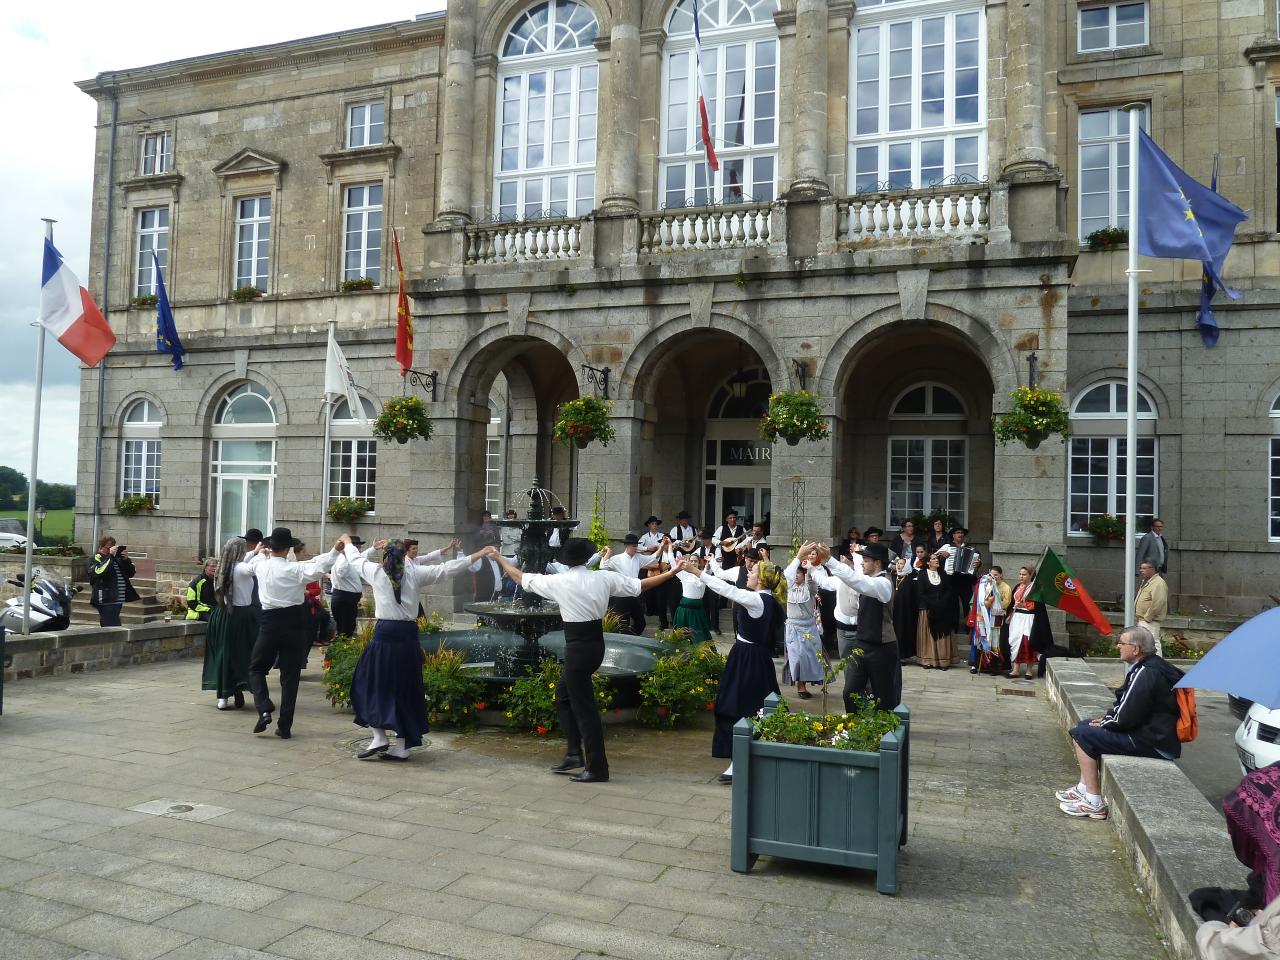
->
xmin=117 ymin=172 xmax=185 ymax=194
xmin=1244 ymin=37 xmax=1280 ymax=64
xmin=317 ymin=143 xmax=403 ymax=184
xmin=76 ymin=17 xmax=444 ymax=98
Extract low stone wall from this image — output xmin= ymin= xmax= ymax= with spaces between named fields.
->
xmin=1065 ymin=612 xmax=1243 ymax=655
xmin=1044 ymin=659 xmax=1243 ymax=960
xmin=1 ymin=621 xmax=206 ymax=682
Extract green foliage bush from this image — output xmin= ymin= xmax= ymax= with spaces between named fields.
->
xmin=502 ymin=657 xmax=613 ymax=735
xmin=752 ymin=697 xmax=901 ymax=753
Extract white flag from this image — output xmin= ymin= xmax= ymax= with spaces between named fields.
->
xmin=325 ymin=323 xmax=367 ymax=425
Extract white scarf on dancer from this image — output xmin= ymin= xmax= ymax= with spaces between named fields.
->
xmin=974 ymin=574 xmax=996 ymax=652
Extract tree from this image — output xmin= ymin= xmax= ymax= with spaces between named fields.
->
xmin=36 ymin=482 xmax=76 ymax=510
xmin=0 ymin=466 xmax=27 ymax=506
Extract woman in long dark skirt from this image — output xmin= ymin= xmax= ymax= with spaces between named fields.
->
xmin=914 ymin=553 xmax=954 ymax=669
xmin=691 ymin=560 xmax=782 ymax=785
xmin=202 ymin=537 xmax=264 ymax=709
xmin=345 ymin=539 xmax=489 ymax=761
xmin=892 ymin=545 xmax=927 ymax=663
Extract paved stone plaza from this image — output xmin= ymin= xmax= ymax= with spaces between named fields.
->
xmin=0 ymin=661 xmax=1168 ymax=960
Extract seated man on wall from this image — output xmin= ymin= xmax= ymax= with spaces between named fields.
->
xmin=1056 ymin=625 xmax=1184 ymax=821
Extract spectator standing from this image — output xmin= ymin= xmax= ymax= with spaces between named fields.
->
xmin=499 ymin=510 xmax=522 ymax=556
xmin=1056 ymin=625 xmax=1183 ymax=820
xmin=836 ymin=526 xmax=862 ymax=560
xmin=1005 ymin=565 xmax=1040 ymax=681
xmin=185 ymin=559 xmax=217 ymax=621
xmin=889 ymin=520 xmax=917 ymax=566
xmin=1135 ymin=560 xmax=1169 ymax=656
xmin=88 ymin=536 xmax=139 ymax=627
xmin=925 ymin=518 xmax=947 ymax=554
xmin=1135 ymin=517 xmax=1169 ymax=575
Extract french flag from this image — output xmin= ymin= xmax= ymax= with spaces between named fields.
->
xmin=40 ymin=238 xmax=115 ymax=367
xmin=692 ymin=0 xmax=719 ymax=173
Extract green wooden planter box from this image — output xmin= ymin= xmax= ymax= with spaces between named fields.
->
xmin=730 ymin=693 xmax=910 ymax=894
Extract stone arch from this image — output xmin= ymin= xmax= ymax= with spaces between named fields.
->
xmin=308 ymin=388 xmax=383 ymax=426
xmin=620 ymin=311 xmax=789 ymax=410
xmin=1257 ymin=371 xmax=1280 ymax=419
xmin=1069 ymin=370 xmax=1169 ymax=420
xmin=114 ymin=391 xmax=167 ymax=429
xmin=817 ymin=300 xmax=1019 ymax=402
xmin=476 ymin=0 xmax=612 ymax=60
xmin=445 ymin=321 xmax=591 ymax=412
xmin=642 ymin=0 xmax=790 ymax=33
xmin=197 ymin=369 xmax=290 ymax=430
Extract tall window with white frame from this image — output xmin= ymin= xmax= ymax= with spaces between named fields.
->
xmin=141 ymin=131 xmax=172 ymax=176
xmin=347 ymin=100 xmax=385 ymax=148
xmin=849 ymin=0 xmax=985 ymax=192
xmin=342 ymin=183 xmax=383 ymax=285
xmin=1077 ymin=2 xmax=1148 ymax=53
xmin=886 ymin=383 xmax=968 ymax=528
xmin=1067 ymin=381 xmax=1158 ymax=535
xmin=235 ymin=196 xmax=271 ymax=292
xmin=135 ymin=207 xmax=169 ymax=297
xmin=1078 ymin=104 xmax=1147 ymax=240
xmin=329 ymin=397 xmax=378 ymax=510
xmin=495 ymin=0 xmax=600 ymax=220
xmin=660 ymin=0 xmax=779 ymax=207
xmin=120 ymin=399 xmax=163 ymax=506
xmin=210 ymin=383 xmax=277 ymax=553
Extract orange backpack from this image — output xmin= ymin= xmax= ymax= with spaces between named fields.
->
xmin=1175 ymin=687 xmax=1198 ymax=743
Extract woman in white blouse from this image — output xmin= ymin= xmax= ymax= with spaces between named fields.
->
xmin=344 ymin=538 xmax=489 ymax=761
xmin=671 ymin=552 xmax=711 ymax=643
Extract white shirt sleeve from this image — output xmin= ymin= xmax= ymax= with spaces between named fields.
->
xmin=822 ymin=559 xmax=893 ymax=603
xmin=598 ymin=570 xmax=643 ymax=597
xmin=698 ymin=570 xmax=764 ymax=617
xmin=296 ymin=549 xmax=339 ymax=579
xmin=409 ymin=555 xmax=473 ymax=589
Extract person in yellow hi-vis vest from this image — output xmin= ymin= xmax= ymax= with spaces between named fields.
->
xmin=186 ymin=558 xmax=217 ymax=621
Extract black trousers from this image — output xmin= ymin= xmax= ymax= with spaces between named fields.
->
xmin=702 ymin=590 xmax=721 ymax=634
xmin=644 ymin=577 xmax=670 ymax=628
xmin=249 ymin=605 xmax=307 ymax=733
xmin=331 ymin=590 xmax=361 ymax=638
xmin=951 ymin=574 xmax=975 ymax=629
xmin=610 ymin=595 xmax=646 ymax=636
xmin=839 ymin=627 xmax=901 ymax=712
xmin=557 ymin=624 xmax=608 ymax=775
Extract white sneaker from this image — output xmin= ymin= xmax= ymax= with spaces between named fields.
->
xmin=1054 ymin=786 xmax=1084 ymax=803
xmin=1059 ymin=798 xmax=1108 ymax=819
xmin=216 ymin=698 xmax=229 ymax=710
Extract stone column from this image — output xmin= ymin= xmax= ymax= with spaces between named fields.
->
xmin=1002 ymin=0 xmax=1051 ymax=173
xmin=598 ymin=0 xmax=642 ymax=212
xmin=785 ymin=0 xmax=831 ymax=196
xmin=437 ymin=4 xmax=477 ymax=223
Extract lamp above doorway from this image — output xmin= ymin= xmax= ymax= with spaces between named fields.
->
xmin=729 ymin=344 xmax=749 ymax=400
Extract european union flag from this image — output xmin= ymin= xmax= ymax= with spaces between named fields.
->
xmin=1137 ymin=130 xmax=1247 ymax=346
xmin=152 ymin=251 xmax=184 ymax=371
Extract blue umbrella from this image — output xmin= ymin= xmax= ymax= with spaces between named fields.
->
xmin=1174 ymin=606 xmax=1280 ymax=709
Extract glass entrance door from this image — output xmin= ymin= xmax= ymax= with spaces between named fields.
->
xmin=216 ymin=477 xmax=272 ymax=547
xmin=716 ymin=485 xmax=771 ymax=531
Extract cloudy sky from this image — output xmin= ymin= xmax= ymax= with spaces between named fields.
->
xmin=0 ymin=2 xmax=445 ymax=485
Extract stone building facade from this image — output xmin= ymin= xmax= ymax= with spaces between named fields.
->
xmin=74 ymin=1 xmax=1280 ymax=615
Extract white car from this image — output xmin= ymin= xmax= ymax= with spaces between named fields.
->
xmin=0 ymin=531 xmax=29 ymax=550
xmin=1235 ymin=702 xmax=1280 ymax=774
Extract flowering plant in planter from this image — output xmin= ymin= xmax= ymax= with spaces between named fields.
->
xmin=372 ymin=395 xmax=432 ymax=444
xmin=1084 ymin=226 xmax=1128 ymax=251
xmin=422 ymin=643 xmax=486 ymax=731
xmin=116 ymin=495 xmax=156 ymax=516
xmin=752 ymin=695 xmax=901 ymax=752
xmin=759 ymin=390 xmax=829 ymax=446
xmin=326 ymin=497 xmax=373 ymax=523
xmin=1086 ymin=513 xmax=1125 ymax=544
xmin=340 ymin=276 xmax=376 ymax=293
xmin=992 ymin=386 xmax=1070 ymax=449
xmin=231 ymin=285 xmax=264 ymax=302
xmin=130 ymin=294 xmax=158 ymax=309
xmin=637 ymin=639 xmax=725 ymax=729
xmin=501 ymin=657 xmax=613 ymax=734
xmin=553 ymin=396 xmax=615 ymax=448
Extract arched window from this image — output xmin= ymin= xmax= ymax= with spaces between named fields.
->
xmin=495 ymin=0 xmax=600 ymax=220
xmin=889 ymin=382 xmax=966 ymax=418
xmin=886 ymin=381 xmax=967 ymax=529
xmin=329 ymin=396 xmax=378 ymax=511
xmin=1068 ymin=379 xmax=1158 ymax=535
xmin=1272 ymin=393 xmax=1280 ymax=417
xmin=707 ymin=367 xmax=771 ymax=419
xmin=120 ymin=399 xmax=163 ymax=506
xmin=660 ymin=0 xmax=780 ymax=207
xmin=210 ymin=382 xmax=277 ymax=551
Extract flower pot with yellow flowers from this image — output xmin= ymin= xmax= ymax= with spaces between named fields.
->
xmin=759 ymin=390 xmax=829 ymax=446
xmin=372 ymin=395 xmax=432 ymax=445
xmin=553 ymin=396 xmax=615 ymax=449
xmin=991 ymin=386 xmax=1070 ymax=450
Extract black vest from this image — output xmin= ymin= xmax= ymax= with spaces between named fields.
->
xmin=855 ymin=572 xmax=896 ymax=646
xmin=735 ymin=592 xmax=776 ymax=644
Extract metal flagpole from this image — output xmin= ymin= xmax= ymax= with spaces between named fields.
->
xmin=319 ymin=319 xmax=336 ymax=548
xmin=1122 ymin=104 xmax=1146 ymax=627
xmin=23 ymin=219 xmax=57 ymax=635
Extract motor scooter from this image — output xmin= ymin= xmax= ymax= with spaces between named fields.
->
xmin=0 ymin=569 xmax=78 ymax=633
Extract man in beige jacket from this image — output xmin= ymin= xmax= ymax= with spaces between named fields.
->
xmin=1134 ymin=560 xmax=1168 ymax=656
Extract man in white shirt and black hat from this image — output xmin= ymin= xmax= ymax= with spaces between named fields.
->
xmin=494 ymin=538 xmax=679 ymax=782
xmin=249 ymin=527 xmax=347 ymax=739
xmin=329 ymin=535 xmax=369 ymax=637
xmin=602 ymin=533 xmax=660 ymax=634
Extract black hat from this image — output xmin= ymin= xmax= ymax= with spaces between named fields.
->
xmin=864 ymin=526 xmax=883 ymax=538
xmin=348 ymin=535 xmax=365 ymax=547
xmin=676 ymin=510 xmax=692 ymax=520
xmin=950 ymin=526 xmax=969 ymax=537
xmin=623 ymin=533 xmax=640 ymax=545
xmin=551 ymin=506 xmax=567 ymax=516
xmin=263 ymin=526 xmax=301 ymax=550
xmin=644 ymin=515 xmax=661 ymax=526
xmin=861 ymin=542 xmax=890 ymax=564
xmin=559 ymin=538 xmax=596 ymax=567
xmin=698 ymin=528 xmax=713 ymax=539
xmin=243 ymin=528 xmax=263 ymax=544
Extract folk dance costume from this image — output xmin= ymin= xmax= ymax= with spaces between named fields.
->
xmin=698 ymin=569 xmax=782 ymax=778
xmin=891 ymin=557 xmax=920 ymax=662
xmin=248 ymin=528 xmax=339 ymax=738
xmin=518 ymin=539 xmax=656 ymax=782
xmin=1006 ymin=582 xmax=1039 ymax=668
xmin=203 ymin=543 xmax=262 ymax=708
xmin=813 ymin=544 xmax=899 ymax=712
xmin=942 ymin=534 xmax=980 ymax=630
xmin=693 ymin=536 xmax=722 ymax=635
xmin=713 ymin=522 xmax=746 ymax=568
xmin=780 ymin=557 xmax=827 ymax=691
xmin=672 ymin=564 xmax=712 ymax=643
xmin=969 ymin=573 xmax=1003 ymax=674
xmin=347 ymin=541 xmax=477 ymax=760
xmin=638 ymin=522 xmax=672 ymax=630
xmin=328 ymin=536 xmax=369 ymax=638
xmin=601 ymin=539 xmax=654 ymax=635
xmin=913 ymin=566 xmax=954 ymax=669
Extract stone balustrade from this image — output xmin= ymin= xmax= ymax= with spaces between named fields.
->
xmin=638 ymin=201 xmax=774 ymax=253
xmin=837 ymin=182 xmax=990 ymax=244
xmin=463 ymin=216 xmax=586 ymax=265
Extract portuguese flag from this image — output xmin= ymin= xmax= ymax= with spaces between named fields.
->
xmin=1029 ymin=547 xmax=1113 ymax=636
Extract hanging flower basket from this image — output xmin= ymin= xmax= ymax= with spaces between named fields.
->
xmin=372 ymin=395 xmax=432 ymax=444
xmin=553 ymin=396 xmax=615 ymax=448
xmin=992 ymin=386 xmax=1070 ymax=449
xmin=759 ymin=390 xmax=829 ymax=446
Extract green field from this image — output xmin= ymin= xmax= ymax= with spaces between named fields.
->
xmin=0 ymin=509 xmax=75 ymax=543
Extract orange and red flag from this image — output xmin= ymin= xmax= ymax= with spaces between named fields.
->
xmin=392 ymin=230 xmax=412 ymax=376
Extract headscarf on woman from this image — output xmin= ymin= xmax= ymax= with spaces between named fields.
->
xmin=214 ymin=537 xmax=247 ymax=609
xmin=382 ymin=539 xmax=407 ymax=604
